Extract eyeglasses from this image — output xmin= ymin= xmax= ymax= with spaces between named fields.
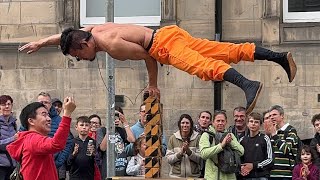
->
xmin=234 ymin=115 xmax=246 ymax=119
xmin=39 ymin=101 xmax=51 ymax=105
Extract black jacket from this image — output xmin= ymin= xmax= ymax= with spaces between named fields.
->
xmin=67 ymin=136 xmax=95 ymax=180
xmin=239 ymin=132 xmax=274 ymax=178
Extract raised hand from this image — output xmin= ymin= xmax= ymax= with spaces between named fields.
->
xmin=63 ymin=97 xmax=76 ymax=117
xmin=221 ymin=133 xmax=232 ymax=148
xmin=182 ymin=141 xmax=189 ymax=153
xmin=118 ymin=111 xmax=128 ymax=125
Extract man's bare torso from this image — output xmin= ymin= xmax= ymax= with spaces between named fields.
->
xmin=91 ymin=23 xmax=155 ymax=60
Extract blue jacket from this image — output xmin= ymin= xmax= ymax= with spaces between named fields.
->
xmin=125 ymin=120 xmax=167 ymax=156
xmin=19 ymin=107 xmax=74 ymax=168
xmin=0 ymin=115 xmax=17 ymax=167
xmin=48 ymin=107 xmax=74 ymax=168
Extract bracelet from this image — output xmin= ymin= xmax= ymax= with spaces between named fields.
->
xmin=123 ymin=124 xmax=130 ymax=128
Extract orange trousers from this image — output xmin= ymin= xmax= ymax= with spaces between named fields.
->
xmin=148 ymin=25 xmax=255 ymax=81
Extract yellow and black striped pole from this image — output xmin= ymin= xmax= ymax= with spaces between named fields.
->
xmin=143 ymin=92 xmax=162 ymax=178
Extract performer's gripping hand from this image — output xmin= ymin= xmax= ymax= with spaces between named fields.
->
xmin=19 ymin=41 xmax=42 ymax=54
xmin=147 ymin=85 xmax=160 ymax=100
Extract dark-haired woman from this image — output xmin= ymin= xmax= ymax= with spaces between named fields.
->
xmin=165 ymin=114 xmax=201 ymax=178
xmin=0 ymin=95 xmax=18 ymax=180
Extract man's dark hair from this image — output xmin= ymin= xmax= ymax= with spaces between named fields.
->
xmin=20 ymin=102 xmax=46 ymax=130
xmin=269 ymin=105 xmax=284 ymax=116
xmin=76 ymin=116 xmax=90 ymax=124
xmin=89 ymin=114 xmax=102 ymax=125
xmin=178 ymin=114 xmax=194 ymax=139
xmin=60 ymin=28 xmax=92 ymax=55
xmin=311 ymin=113 xmax=320 ymax=126
xmin=0 ymin=95 xmax=13 ymax=104
xmin=233 ymin=106 xmax=246 ymax=114
xmin=248 ymin=112 xmax=263 ymax=125
xmin=198 ymin=111 xmax=212 ymax=121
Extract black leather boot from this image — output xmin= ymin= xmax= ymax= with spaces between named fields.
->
xmin=223 ymin=68 xmax=263 ymax=114
xmin=254 ymin=46 xmax=297 ymax=82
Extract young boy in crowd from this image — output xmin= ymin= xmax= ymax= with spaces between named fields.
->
xmin=68 ymin=116 xmax=96 ymax=180
xmin=239 ymin=112 xmax=273 ymax=179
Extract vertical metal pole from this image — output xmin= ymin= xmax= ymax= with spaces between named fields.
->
xmin=213 ymin=0 xmax=223 ymax=111
xmin=105 ymin=0 xmax=115 ymax=178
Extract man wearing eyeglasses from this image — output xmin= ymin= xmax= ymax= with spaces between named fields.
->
xmin=228 ymin=106 xmax=250 ymax=141
xmin=125 ymin=103 xmax=167 ymax=157
xmin=37 ymin=92 xmax=74 ymax=180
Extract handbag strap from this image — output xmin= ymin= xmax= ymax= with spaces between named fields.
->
xmin=4 ymin=151 xmax=14 ymax=167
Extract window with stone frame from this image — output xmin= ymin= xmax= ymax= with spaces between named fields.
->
xmin=283 ymin=0 xmax=320 ymax=23
xmin=80 ymin=0 xmax=160 ymax=26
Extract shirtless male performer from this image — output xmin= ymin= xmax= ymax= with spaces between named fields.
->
xmin=19 ymin=23 xmax=297 ymax=114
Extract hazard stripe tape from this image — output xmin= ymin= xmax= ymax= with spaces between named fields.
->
xmin=145 ymin=145 xmax=162 ymax=157
xmin=146 ymin=114 xmax=162 ymax=125
xmin=146 ymin=135 xmax=161 ymax=147
xmin=145 ymin=167 xmax=161 ymax=178
xmin=145 ymin=102 xmax=161 ymax=115
xmin=145 ymin=125 xmax=161 ymax=136
xmin=145 ymin=157 xmax=161 ymax=168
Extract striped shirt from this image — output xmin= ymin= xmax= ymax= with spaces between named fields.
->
xmin=270 ymin=123 xmax=299 ymax=178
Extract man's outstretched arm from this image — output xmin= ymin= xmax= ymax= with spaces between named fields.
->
xmin=18 ymin=25 xmax=95 ymax=54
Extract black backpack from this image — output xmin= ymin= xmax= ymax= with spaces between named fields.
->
xmin=207 ymin=131 xmax=241 ymax=174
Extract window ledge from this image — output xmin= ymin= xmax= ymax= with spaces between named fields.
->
xmin=280 ymin=22 xmax=320 ymax=44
